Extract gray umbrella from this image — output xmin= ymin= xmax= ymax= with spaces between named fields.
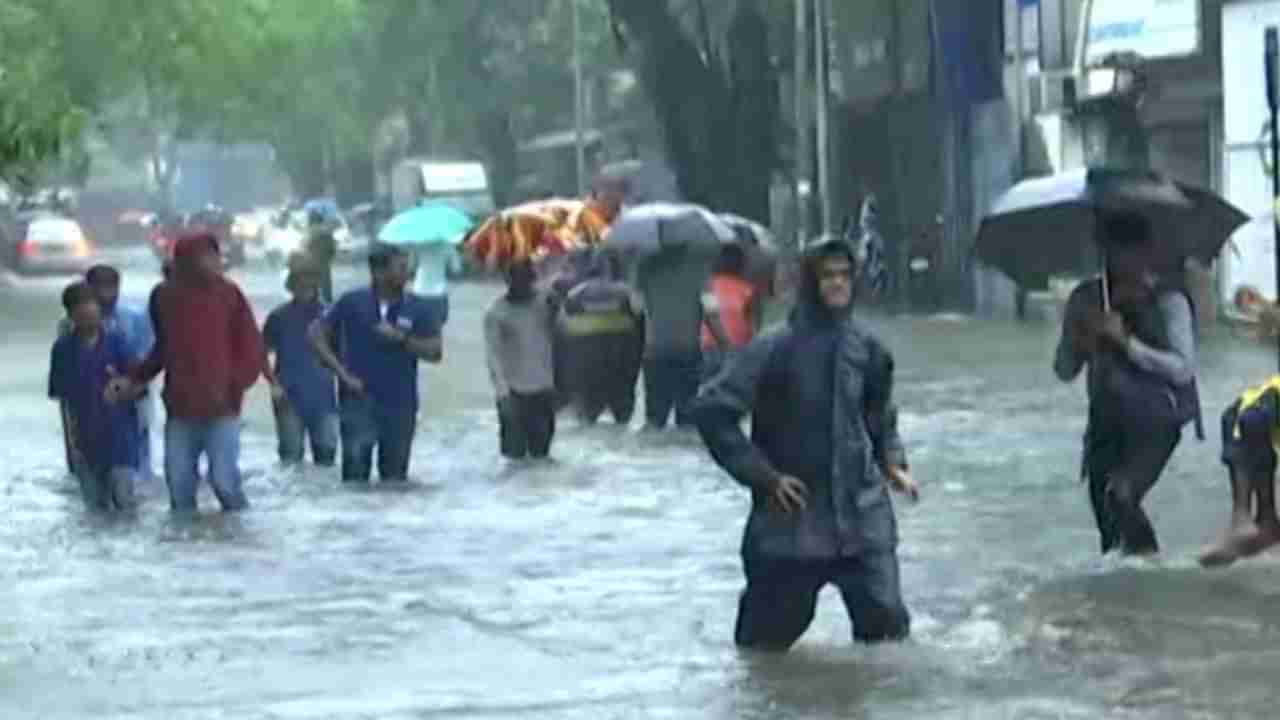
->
xmin=719 ymin=213 xmax=780 ymax=292
xmin=607 ymin=203 xmax=735 ymax=260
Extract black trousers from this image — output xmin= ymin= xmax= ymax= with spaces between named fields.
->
xmin=499 ymin=391 xmax=557 ymax=459
xmin=735 ymin=551 xmax=911 ymax=652
xmin=561 ymin=330 xmax=643 ymax=425
xmin=643 ymin=349 xmax=703 ymax=429
xmin=1087 ymin=423 xmax=1181 ymax=555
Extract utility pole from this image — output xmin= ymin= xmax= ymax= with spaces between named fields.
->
xmin=794 ymin=0 xmax=811 ymax=248
xmin=1012 ymin=0 xmax=1026 ymax=174
xmin=573 ymin=0 xmax=587 ymax=197
xmin=1266 ymin=26 xmax=1280 ymax=369
xmin=814 ymin=0 xmax=831 ymax=239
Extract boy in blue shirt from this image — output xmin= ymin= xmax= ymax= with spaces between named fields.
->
xmin=264 ymin=259 xmax=338 ymax=466
xmin=310 ymin=245 xmax=444 ymax=484
xmin=49 ymin=282 xmax=144 ymax=511
xmin=55 ymin=265 xmax=155 ymax=480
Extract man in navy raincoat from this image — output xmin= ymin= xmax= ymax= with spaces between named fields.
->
xmin=691 ymin=238 xmax=919 ymax=651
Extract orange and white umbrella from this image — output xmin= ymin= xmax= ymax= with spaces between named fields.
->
xmin=465 ymin=198 xmax=613 ymax=269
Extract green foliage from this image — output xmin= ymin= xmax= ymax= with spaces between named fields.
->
xmin=0 ymin=1 xmax=637 ymax=200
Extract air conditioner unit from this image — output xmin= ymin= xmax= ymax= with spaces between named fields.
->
xmin=1027 ymin=70 xmax=1079 ymax=114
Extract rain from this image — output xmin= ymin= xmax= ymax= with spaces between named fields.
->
xmin=4 ymin=1 xmax=1280 ymax=718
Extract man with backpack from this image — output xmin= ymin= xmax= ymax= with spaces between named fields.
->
xmin=1054 ymin=213 xmax=1201 ymax=557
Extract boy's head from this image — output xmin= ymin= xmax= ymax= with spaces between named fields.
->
xmin=505 ymin=259 xmax=537 ymax=300
xmin=173 ymin=231 xmax=222 ymax=280
xmin=85 ymin=264 xmax=121 ymax=314
xmin=1102 ymin=212 xmax=1160 ymax=306
xmin=368 ymin=244 xmax=411 ymax=293
xmin=284 ymin=251 xmax=320 ymax=300
xmin=715 ymin=244 xmax=748 ymax=277
xmin=61 ymin=281 xmax=101 ymax=332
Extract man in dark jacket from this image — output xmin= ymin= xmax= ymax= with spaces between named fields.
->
xmin=111 ymin=232 xmax=265 ymax=512
xmin=1054 ymin=214 xmax=1199 ymax=557
xmin=691 ymin=238 xmax=919 ymax=652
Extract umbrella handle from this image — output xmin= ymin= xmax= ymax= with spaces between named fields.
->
xmin=1101 ymin=263 xmax=1111 ymax=313
xmin=1099 ymin=226 xmax=1111 ymax=312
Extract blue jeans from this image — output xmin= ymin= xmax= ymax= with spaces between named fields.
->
xmin=274 ymin=399 xmax=338 ymax=466
xmin=75 ymin=465 xmax=137 ymax=512
xmin=340 ymin=395 xmax=417 ymax=483
xmin=164 ymin=417 xmax=248 ymax=512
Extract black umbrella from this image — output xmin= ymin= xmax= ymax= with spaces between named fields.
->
xmin=975 ymin=168 xmax=1249 ymax=290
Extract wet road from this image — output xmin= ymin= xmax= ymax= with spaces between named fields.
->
xmin=3 ymin=247 xmax=1280 ymax=719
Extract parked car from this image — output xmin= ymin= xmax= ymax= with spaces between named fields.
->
xmin=187 ymin=205 xmax=245 ymax=267
xmin=261 ymin=209 xmax=308 ymax=266
xmin=331 ymin=215 xmax=364 ymax=262
xmin=8 ymin=212 xmax=93 ymax=275
xmin=149 ymin=206 xmax=245 ymax=268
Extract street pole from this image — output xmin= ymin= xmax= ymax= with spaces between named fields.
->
xmin=573 ymin=0 xmax=587 ymax=197
xmin=1012 ymin=1 xmax=1026 ymax=175
xmin=795 ymin=0 xmax=810 ymax=248
xmin=814 ymin=0 xmax=831 ymax=239
xmin=1266 ymin=27 xmax=1280 ymax=368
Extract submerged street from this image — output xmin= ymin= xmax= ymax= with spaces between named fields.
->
xmin=3 ymin=253 xmax=1280 ymax=719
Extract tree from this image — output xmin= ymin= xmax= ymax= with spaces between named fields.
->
xmin=0 ymin=0 xmax=87 ymax=186
xmin=607 ymin=0 xmax=782 ymax=222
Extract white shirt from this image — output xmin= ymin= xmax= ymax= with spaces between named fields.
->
xmin=413 ymin=245 xmax=453 ymax=298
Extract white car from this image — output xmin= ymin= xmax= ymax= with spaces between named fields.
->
xmin=11 ymin=213 xmax=93 ymax=275
xmin=333 ymin=219 xmax=367 ymax=262
xmin=261 ymin=210 xmax=308 ymax=266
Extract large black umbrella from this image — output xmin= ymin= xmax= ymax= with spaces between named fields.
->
xmin=975 ymin=168 xmax=1249 ymax=290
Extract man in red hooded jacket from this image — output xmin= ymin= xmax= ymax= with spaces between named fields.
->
xmin=110 ymin=232 xmax=264 ymax=512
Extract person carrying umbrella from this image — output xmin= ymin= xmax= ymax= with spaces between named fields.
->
xmin=1053 ymin=212 xmax=1202 ymax=557
xmin=485 ymin=259 xmax=560 ymax=460
xmin=555 ymin=248 xmax=644 ymax=425
xmin=378 ymin=202 xmax=475 ymax=329
xmin=610 ymin=205 xmax=730 ymax=430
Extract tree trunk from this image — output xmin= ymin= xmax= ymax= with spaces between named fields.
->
xmin=727 ymin=3 xmax=778 ymax=224
xmin=476 ymin=109 xmax=518 ymax=208
xmin=608 ymin=0 xmax=730 ymax=209
xmin=608 ymin=0 xmax=779 ymax=221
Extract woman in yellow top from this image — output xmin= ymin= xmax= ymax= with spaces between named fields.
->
xmin=1200 ymin=376 xmax=1280 ymax=567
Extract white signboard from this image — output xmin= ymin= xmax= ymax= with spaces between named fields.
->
xmin=420 ymin=163 xmax=489 ymax=194
xmin=1086 ymin=0 xmax=1199 ymax=64
xmin=1221 ymin=1 xmax=1280 ymax=302
xmin=1223 ymin=1 xmax=1280 ymax=144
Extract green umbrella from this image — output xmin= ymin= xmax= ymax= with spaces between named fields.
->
xmin=377 ymin=202 xmax=475 ymax=247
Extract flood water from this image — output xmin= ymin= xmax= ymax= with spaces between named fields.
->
xmin=3 ymin=249 xmax=1280 ymax=719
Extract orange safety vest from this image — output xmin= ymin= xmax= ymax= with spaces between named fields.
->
xmin=702 ymin=274 xmax=757 ymax=350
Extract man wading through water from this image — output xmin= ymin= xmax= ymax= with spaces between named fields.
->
xmin=692 ymin=238 xmax=919 ymax=652
xmin=1054 ymin=213 xmax=1201 ymax=557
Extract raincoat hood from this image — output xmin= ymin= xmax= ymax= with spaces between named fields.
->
xmin=793 ymin=238 xmax=858 ymax=330
xmin=172 ymin=232 xmax=220 ymax=281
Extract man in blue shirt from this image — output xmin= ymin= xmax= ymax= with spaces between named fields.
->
xmin=310 ymin=245 xmax=443 ymax=483
xmin=264 ymin=259 xmax=338 ymax=466
xmin=49 ymin=282 xmax=144 ymax=511
xmin=56 ymin=265 xmax=155 ymax=480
